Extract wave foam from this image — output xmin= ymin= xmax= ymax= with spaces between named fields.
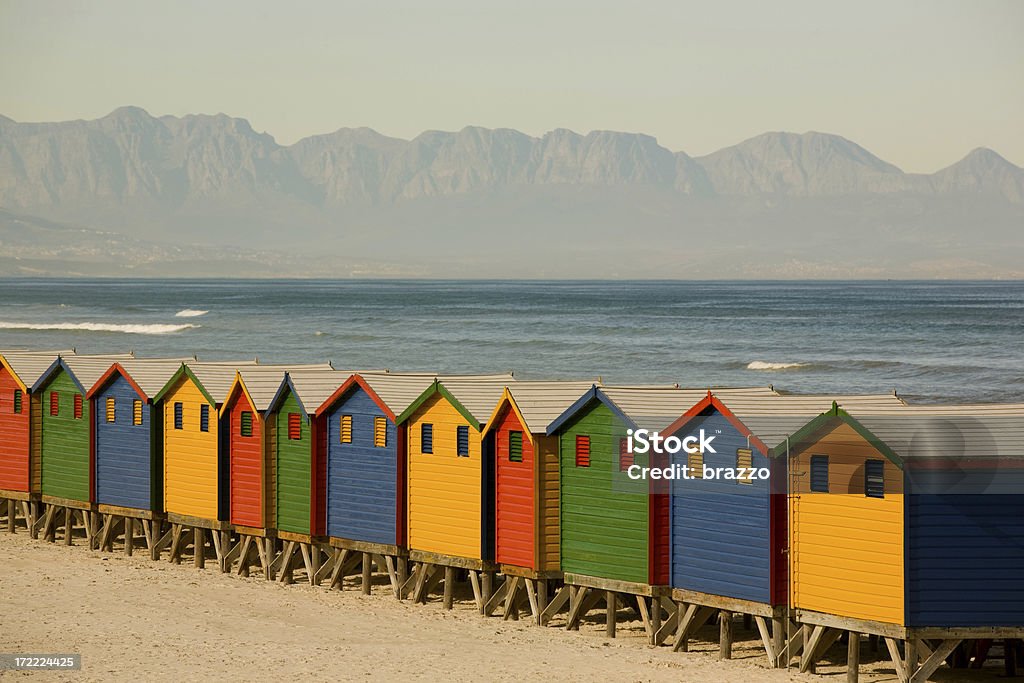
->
xmin=175 ymin=309 xmax=209 ymax=318
xmin=0 ymin=321 xmax=199 ymax=335
xmin=746 ymin=360 xmax=806 ymax=371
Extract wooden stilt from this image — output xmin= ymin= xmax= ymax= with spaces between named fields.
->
xmin=63 ymin=507 xmax=73 ymax=546
xmin=443 ymin=566 xmax=456 ymax=610
xmin=772 ymin=617 xmax=786 ymax=667
xmin=124 ymin=517 xmax=134 ymax=556
xmin=6 ymin=499 xmax=14 ymax=533
xmin=720 ymin=610 xmax=733 ymax=659
xmin=503 ymin=576 xmax=521 ymax=620
xmin=847 ymin=632 xmax=860 ymax=683
xmin=606 ymin=591 xmax=617 ymax=638
xmin=540 ymin=585 xmax=571 ymax=626
xmin=362 ymin=553 xmax=373 ymax=595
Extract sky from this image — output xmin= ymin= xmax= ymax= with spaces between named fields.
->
xmin=1 ymin=0 xmax=1022 ymax=172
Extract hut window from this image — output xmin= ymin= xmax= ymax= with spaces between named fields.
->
xmin=810 ymin=455 xmax=829 ymax=492
xmin=339 ymin=415 xmax=352 ymax=444
xmin=288 ymin=413 xmax=302 ymax=440
xmin=132 ymin=400 xmax=143 ymax=426
xmin=688 ymin=450 xmax=703 ymax=479
xmin=200 ymin=404 xmax=210 ymax=432
xmin=421 ymin=423 xmax=433 ymax=454
xmin=49 ymin=392 xmax=59 ymax=416
xmin=73 ymin=394 xmax=83 ymax=420
xmin=105 ymin=397 xmax=116 ymax=423
xmin=736 ymin=448 xmax=753 ymax=484
xmin=619 ymin=437 xmax=633 ymax=471
xmin=173 ymin=402 xmax=183 ymax=429
xmin=509 ymin=431 xmax=523 ymax=463
xmin=456 ymin=425 xmax=470 ymax=457
xmin=240 ymin=411 xmax=253 ymax=437
xmin=13 ymin=389 xmax=22 ymax=414
xmin=575 ymin=435 xmax=590 ymax=467
xmin=373 ymin=416 xmax=387 ymax=448
xmin=865 ymin=460 xmax=885 ymax=499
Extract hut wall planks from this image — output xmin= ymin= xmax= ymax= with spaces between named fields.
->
xmin=228 ymin=391 xmax=263 ymax=528
xmin=162 ymin=376 xmax=220 ymax=520
xmin=93 ymin=374 xmax=152 ymax=509
xmin=494 ymin=406 xmax=535 ymax=568
xmin=275 ymin=391 xmax=311 ymax=535
xmin=0 ymin=365 xmax=30 ymax=491
xmin=39 ymin=370 xmax=90 ymax=502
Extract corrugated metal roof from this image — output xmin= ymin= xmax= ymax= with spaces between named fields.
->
xmin=54 ymin=353 xmax=135 ymax=392
xmin=603 ymin=385 xmax=780 ymax=431
xmin=183 ymin=360 xmax=259 ymax=403
xmin=504 ymin=380 xmax=602 ymax=433
xmin=238 ymin=364 xmax=336 ymax=412
xmin=718 ymin=393 xmax=908 ymax=448
xmin=438 ymin=373 xmax=517 ymax=423
xmin=351 ymin=372 xmax=439 ymax=416
xmin=0 ymin=350 xmax=74 ymax=388
xmin=847 ymin=404 xmax=1024 ymax=460
xmin=99 ymin=357 xmax=196 ymax=397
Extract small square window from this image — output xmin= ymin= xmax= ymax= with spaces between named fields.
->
xmin=373 ymin=416 xmax=387 ymax=448
xmin=575 ymin=435 xmax=590 ymax=467
xmin=509 ymin=431 xmax=523 ymax=463
xmin=865 ymin=460 xmax=885 ymax=499
xmin=736 ymin=448 xmax=753 ymax=485
xmin=810 ymin=455 xmax=829 ymax=493
xmin=456 ymin=425 xmax=469 ymax=457
xmin=339 ymin=414 xmax=352 ymax=444
xmin=421 ymin=423 xmax=433 ymax=454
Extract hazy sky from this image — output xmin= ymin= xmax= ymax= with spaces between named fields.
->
xmin=1 ymin=0 xmax=1022 ymax=171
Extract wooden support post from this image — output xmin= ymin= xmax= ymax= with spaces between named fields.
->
xmin=63 ymin=507 xmax=73 ymax=546
xmin=483 ymin=576 xmax=509 ymax=617
xmin=468 ymin=569 xmax=483 ymax=611
xmin=536 ymin=580 xmax=549 ymax=626
xmin=720 ymin=610 xmax=733 ymax=660
xmin=503 ymin=576 xmax=520 ymax=621
xmin=481 ymin=571 xmax=494 ymax=608
xmin=540 ymin=585 xmax=571 ymax=626
xmin=125 ymin=517 xmax=134 ymax=557
xmin=565 ymin=586 xmax=591 ymax=631
xmin=884 ymin=638 xmax=908 ymax=683
xmin=847 ymin=632 xmax=860 ymax=683
xmin=909 ymin=639 xmax=960 ymax=683
xmin=329 ymin=548 xmax=350 ymax=590
xmin=362 ymin=552 xmax=373 ymax=595
xmin=6 ymin=499 xmax=14 ymax=533
xmin=193 ymin=527 xmax=204 ymax=568
xmin=772 ymin=617 xmax=786 ymax=667
xmin=605 ymin=591 xmax=616 ymax=638
xmin=905 ymin=639 xmax=918 ymax=678
xmin=397 ymin=557 xmax=408 ymax=599
xmin=442 ymin=566 xmax=456 ymax=610
xmin=802 ymin=625 xmax=817 ymax=673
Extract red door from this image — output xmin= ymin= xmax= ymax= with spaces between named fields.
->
xmin=495 ymin=408 xmax=535 ymax=568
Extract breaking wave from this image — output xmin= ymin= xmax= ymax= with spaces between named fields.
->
xmin=0 ymin=321 xmax=199 ymax=335
xmin=175 ymin=309 xmax=209 ymax=318
xmin=746 ymin=360 xmax=807 ymax=371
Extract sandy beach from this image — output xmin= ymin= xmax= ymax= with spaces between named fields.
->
xmin=0 ymin=531 xmax=1000 ymax=682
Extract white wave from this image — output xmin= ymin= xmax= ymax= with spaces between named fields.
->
xmin=0 ymin=321 xmax=199 ymax=335
xmin=746 ymin=360 xmax=806 ymax=371
xmin=175 ymin=309 xmax=209 ymax=318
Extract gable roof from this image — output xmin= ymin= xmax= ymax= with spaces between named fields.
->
xmin=228 ymin=364 xmax=337 ymax=415
xmin=32 ymin=353 xmax=135 ymax=393
xmin=666 ymin=391 xmax=908 ymax=455
xmin=546 ymin=385 xmax=780 ymax=435
xmin=152 ymin=360 xmax=259 ymax=406
xmin=0 ymin=350 xmax=74 ymax=391
xmin=315 ymin=372 xmax=438 ymax=420
xmin=396 ymin=373 xmax=516 ymax=429
xmin=86 ymin=358 xmax=196 ymax=401
xmin=482 ymin=381 xmax=599 ymax=435
xmin=264 ymin=366 xmax=382 ymax=416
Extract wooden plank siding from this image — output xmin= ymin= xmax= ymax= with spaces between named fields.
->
xmin=39 ymin=370 xmax=91 ymax=502
xmin=162 ymin=376 xmax=220 ymax=520
xmin=406 ymin=392 xmax=484 ymax=560
xmin=0 ymin=365 xmax=31 ymax=491
xmin=494 ymin=406 xmax=535 ymax=568
xmin=557 ymin=401 xmax=653 ymax=584
xmin=324 ymin=385 xmax=400 ymax=546
xmin=535 ymin=434 xmax=560 ymax=572
xmin=275 ymin=391 xmax=312 ymax=535
xmin=228 ymin=391 xmax=263 ymax=528
xmin=93 ymin=374 xmax=152 ymax=510
xmin=789 ymin=422 xmax=905 ymax=626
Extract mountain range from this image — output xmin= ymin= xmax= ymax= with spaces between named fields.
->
xmin=1 ymin=106 xmax=1021 ymax=278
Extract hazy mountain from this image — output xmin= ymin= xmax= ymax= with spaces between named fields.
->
xmin=0 ymin=107 xmax=1021 ymax=278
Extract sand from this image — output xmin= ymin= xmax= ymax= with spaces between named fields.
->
xmin=0 ymin=531 xmax=998 ymax=682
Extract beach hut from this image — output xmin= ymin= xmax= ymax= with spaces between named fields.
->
xmin=222 ymin=364 xmax=339 ymax=582
xmin=31 ymin=353 xmax=134 ymax=546
xmin=151 ymin=360 xmax=257 ymax=568
xmin=785 ymin=403 xmax=1024 ymax=682
xmin=544 ymin=384 xmax=780 ymax=640
xmin=0 ymin=350 xmax=71 ymax=536
xmin=397 ymin=374 xmax=516 ymax=611
xmin=86 ymin=358 xmax=193 ymax=558
xmin=314 ymin=371 xmax=437 ymax=597
xmin=479 ymin=380 xmax=597 ymax=622
xmin=659 ymin=391 xmax=906 ymax=663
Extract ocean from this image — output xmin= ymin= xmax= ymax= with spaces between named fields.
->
xmin=1 ymin=279 xmax=1021 ymax=404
